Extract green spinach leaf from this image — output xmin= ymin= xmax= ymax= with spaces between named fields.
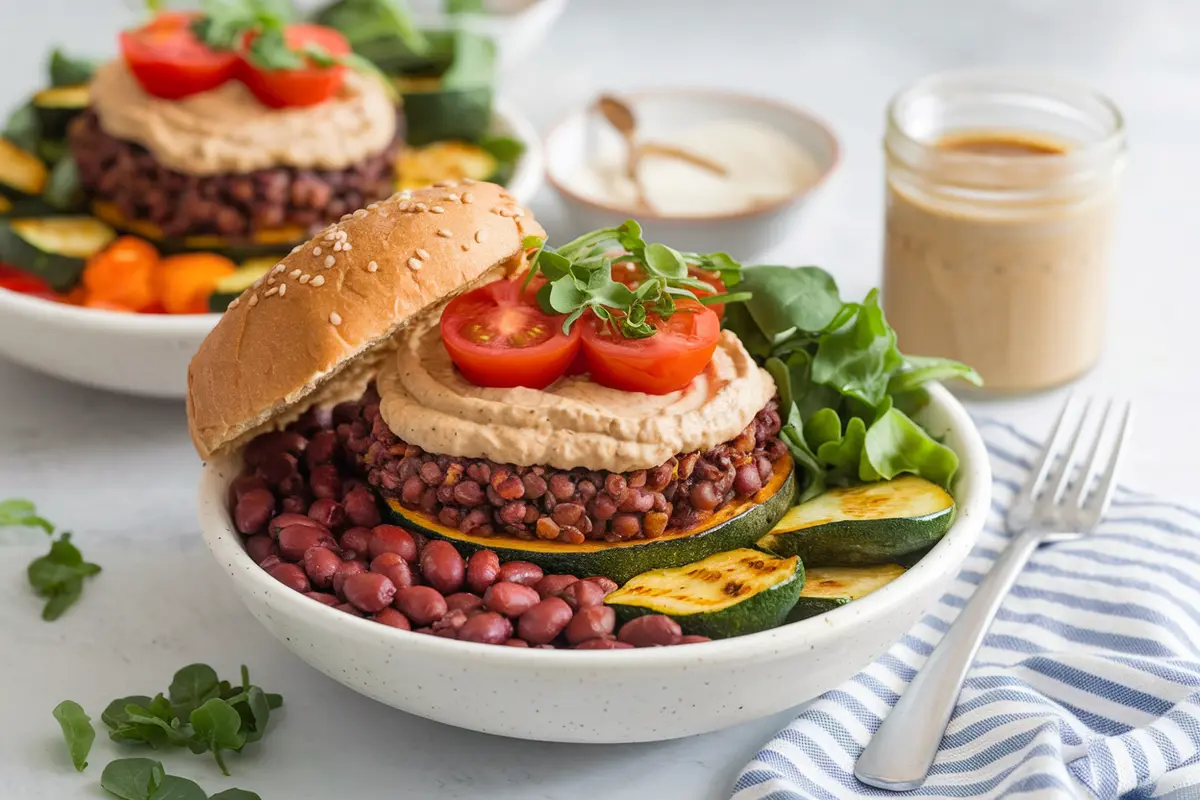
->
xmin=52 ymin=700 xmax=94 ymax=772
xmin=49 ymin=48 xmax=97 ymax=86
xmin=149 ymin=774 xmax=208 ymax=800
xmin=100 ymin=757 xmax=165 ymax=800
xmin=862 ymin=403 xmax=959 ymax=487
xmin=740 ymin=265 xmax=844 ymax=339
xmin=210 ymin=789 xmax=263 ymax=800
xmin=811 ymin=290 xmax=903 ymax=408
xmin=168 ymin=664 xmax=220 ymax=719
xmin=190 ymin=698 xmax=247 ymax=776
xmin=888 ymin=355 xmax=982 ymax=395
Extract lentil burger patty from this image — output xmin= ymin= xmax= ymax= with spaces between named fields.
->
xmin=331 ymin=385 xmax=787 ymax=545
xmin=69 ymin=109 xmax=402 ymax=239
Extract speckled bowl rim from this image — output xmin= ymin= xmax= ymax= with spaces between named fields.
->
xmin=200 ymin=382 xmax=990 ymax=666
xmin=0 ymin=101 xmax=543 ymax=331
xmin=543 ymin=87 xmax=842 ymax=223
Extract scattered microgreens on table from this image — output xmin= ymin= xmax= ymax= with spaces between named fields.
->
xmin=100 ymin=757 xmax=262 ymax=800
xmin=722 ymin=266 xmax=981 ymax=500
xmin=522 ymin=220 xmax=750 ymax=339
xmin=0 ymin=498 xmax=101 ymax=620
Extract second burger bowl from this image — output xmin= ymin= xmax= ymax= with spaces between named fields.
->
xmin=0 ymin=103 xmax=541 ymax=399
xmin=193 ymin=181 xmax=989 ymax=742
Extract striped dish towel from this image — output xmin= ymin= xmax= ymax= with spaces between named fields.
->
xmin=732 ymin=419 xmax=1200 ymax=800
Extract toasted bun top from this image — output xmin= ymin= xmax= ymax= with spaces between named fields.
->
xmin=186 ymin=180 xmax=543 ymax=460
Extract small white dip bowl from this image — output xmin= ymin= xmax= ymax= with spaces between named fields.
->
xmin=199 ymin=383 xmax=990 ymax=743
xmin=0 ymin=103 xmax=543 ymax=399
xmin=544 ymin=89 xmax=840 ymax=260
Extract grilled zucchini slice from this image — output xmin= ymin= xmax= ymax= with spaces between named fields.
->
xmin=786 ymin=564 xmax=906 ymax=621
xmin=0 ymin=216 xmax=115 ymax=291
xmin=0 ymin=138 xmax=49 ymax=199
xmin=33 ymin=85 xmax=89 ymax=140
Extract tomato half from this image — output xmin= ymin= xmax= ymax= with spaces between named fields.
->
xmin=611 ymin=262 xmax=730 ymax=320
xmin=0 ymin=263 xmax=56 ymax=300
xmin=440 ymin=278 xmax=582 ymax=389
xmin=581 ymin=300 xmax=721 ymax=395
xmin=239 ymin=25 xmax=350 ymax=109
xmin=120 ymin=12 xmax=240 ymax=100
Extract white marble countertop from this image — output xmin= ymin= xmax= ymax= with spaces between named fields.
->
xmin=1 ymin=1 xmax=1197 ymax=797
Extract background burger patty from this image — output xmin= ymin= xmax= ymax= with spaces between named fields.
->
xmin=333 ymin=386 xmax=787 ymax=544
xmin=68 ymin=109 xmax=401 ymax=239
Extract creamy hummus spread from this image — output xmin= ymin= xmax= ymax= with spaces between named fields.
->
xmin=376 ymin=316 xmax=776 ymax=473
xmin=89 ymin=60 xmax=397 ymax=175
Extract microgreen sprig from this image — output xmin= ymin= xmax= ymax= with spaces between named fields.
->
xmin=522 ymin=220 xmax=751 ymax=339
xmin=2 ymin=498 xmax=101 ymax=621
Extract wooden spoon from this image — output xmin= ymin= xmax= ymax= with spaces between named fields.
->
xmin=595 ymin=94 xmax=729 ymax=210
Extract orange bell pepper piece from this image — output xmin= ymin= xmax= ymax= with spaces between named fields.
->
xmin=155 ymin=253 xmax=237 ymax=314
xmin=81 ymin=236 xmax=159 ymax=311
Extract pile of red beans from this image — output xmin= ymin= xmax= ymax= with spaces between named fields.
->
xmin=230 ymin=408 xmax=709 ymax=649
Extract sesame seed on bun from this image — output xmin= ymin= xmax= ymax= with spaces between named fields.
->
xmin=186 ymin=180 xmax=544 ymax=460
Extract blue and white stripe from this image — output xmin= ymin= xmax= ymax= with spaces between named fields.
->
xmin=732 ymin=420 xmax=1200 ymax=800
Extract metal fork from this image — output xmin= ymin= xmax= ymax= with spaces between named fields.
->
xmin=854 ymin=396 xmax=1133 ymax=791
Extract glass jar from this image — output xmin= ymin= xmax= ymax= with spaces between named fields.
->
xmin=881 ymin=70 xmax=1126 ymax=395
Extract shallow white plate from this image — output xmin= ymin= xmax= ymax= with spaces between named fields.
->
xmin=199 ymin=383 xmax=990 ymax=743
xmin=0 ymin=103 xmax=543 ymax=399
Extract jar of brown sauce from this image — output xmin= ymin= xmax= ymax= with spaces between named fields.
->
xmin=882 ymin=71 xmax=1126 ymax=394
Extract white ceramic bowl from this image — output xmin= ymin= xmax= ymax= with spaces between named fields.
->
xmin=0 ymin=103 xmax=543 ymax=399
xmin=199 ymin=383 xmax=990 ymax=743
xmin=544 ymin=89 xmax=840 ymax=260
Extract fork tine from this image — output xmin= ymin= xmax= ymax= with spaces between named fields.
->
xmin=1006 ymin=396 xmax=1079 ymax=533
xmin=1088 ymin=401 xmax=1133 ymax=519
xmin=1066 ymin=400 xmax=1112 ymax=509
xmin=1047 ymin=397 xmax=1092 ymax=506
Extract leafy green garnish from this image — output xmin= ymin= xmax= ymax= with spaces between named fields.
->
xmin=722 ymin=266 xmax=980 ymax=498
xmin=311 ymin=0 xmax=430 ymax=59
xmin=3 ymin=102 xmax=40 ymax=152
xmin=523 ymin=221 xmax=748 ymax=339
xmin=210 ymin=791 xmax=264 ymax=800
xmin=53 ymin=700 xmax=95 ymax=772
xmin=95 ymin=664 xmax=282 ymax=776
xmin=101 ymin=758 xmax=166 ymax=800
xmin=48 ymin=48 xmax=97 ymax=87
xmin=4 ymin=499 xmax=101 ymax=620
xmin=148 ymin=775 xmax=209 ymax=800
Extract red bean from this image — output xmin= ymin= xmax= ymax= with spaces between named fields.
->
xmin=617 ymin=615 xmax=682 ymax=647
xmin=303 ymin=546 xmax=342 ymax=589
xmin=309 ymin=464 xmax=343 ymax=500
xmin=305 ymin=591 xmax=339 ymax=607
xmin=483 ymin=582 xmax=540 ymax=617
xmin=335 ymin=603 xmax=363 ymax=617
xmin=234 ymin=488 xmax=276 ymax=535
xmin=258 ymin=554 xmax=282 ymax=570
xmin=677 ymin=635 xmax=712 ymax=644
xmin=421 ymin=540 xmax=466 ymax=594
xmin=370 ymin=552 xmax=414 ymax=589
xmin=339 ymin=527 xmax=373 ymax=557
xmin=585 ymin=576 xmax=619 ymax=595
xmin=372 ymin=608 xmax=411 ymax=630
xmin=574 ymin=638 xmax=634 ymax=650
xmin=565 ymin=605 xmax=616 ymax=645
xmin=344 ymin=487 xmax=382 ymax=528
xmin=445 ymin=592 xmax=484 ymax=614
xmin=497 ymin=561 xmax=543 ymax=586
xmin=230 ymin=474 xmax=269 ymax=504
xmin=465 ymin=550 xmax=501 ymax=594
xmin=393 ymin=586 xmax=448 ymax=626
xmin=308 ymin=499 xmax=346 ymax=531
xmin=343 ymin=572 xmax=396 ymax=613
xmin=534 ymin=574 xmax=578 ymax=600
xmin=258 ymin=451 xmax=300 ymax=486
xmin=266 ymin=562 xmax=310 ymax=593
xmin=369 ymin=525 xmax=417 ymax=562
xmin=432 ymin=609 xmax=469 ymax=636
xmin=280 ymin=495 xmax=309 ymax=515
xmin=244 ymin=535 xmax=276 ymax=564
xmin=305 ymin=430 xmax=337 ymax=469
xmin=269 ymin=513 xmax=327 ymax=538
xmin=245 ymin=430 xmax=307 ymax=467
xmin=332 ymin=560 xmax=367 ymax=599
xmin=433 ymin=627 xmax=459 ymax=639
xmin=458 ymin=612 xmax=513 ymax=645
xmin=502 ymin=638 xmax=529 ymax=647
xmin=517 ymin=597 xmax=573 ymax=645
xmin=559 ymin=580 xmax=606 ymax=610
xmin=278 ymin=524 xmax=336 ymax=562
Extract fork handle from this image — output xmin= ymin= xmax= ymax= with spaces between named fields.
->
xmin=854 ymin=530 xmax=1045 ymax=791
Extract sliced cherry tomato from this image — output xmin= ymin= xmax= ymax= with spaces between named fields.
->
xmin=440 ymin=278 xmax=581 ymax=389
xmin=239 ymin=24 xmax=350 ymax=109
xmin=0 ymin=263 xmax=55 ymax=299
xmin=120 ymin=12 xmax=239 ymax=100
xmin=611 ymin=261 xmax=730 ymax=320
xmin=581 ymin=300 xmax=721 ymax=395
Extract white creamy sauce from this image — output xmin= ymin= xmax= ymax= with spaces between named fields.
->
xmin=570 ymin=119 xmax=821 ymax=216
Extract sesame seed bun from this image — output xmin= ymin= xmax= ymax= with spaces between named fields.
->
xmin=186 ymin=180 xmax=544 ymax=460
